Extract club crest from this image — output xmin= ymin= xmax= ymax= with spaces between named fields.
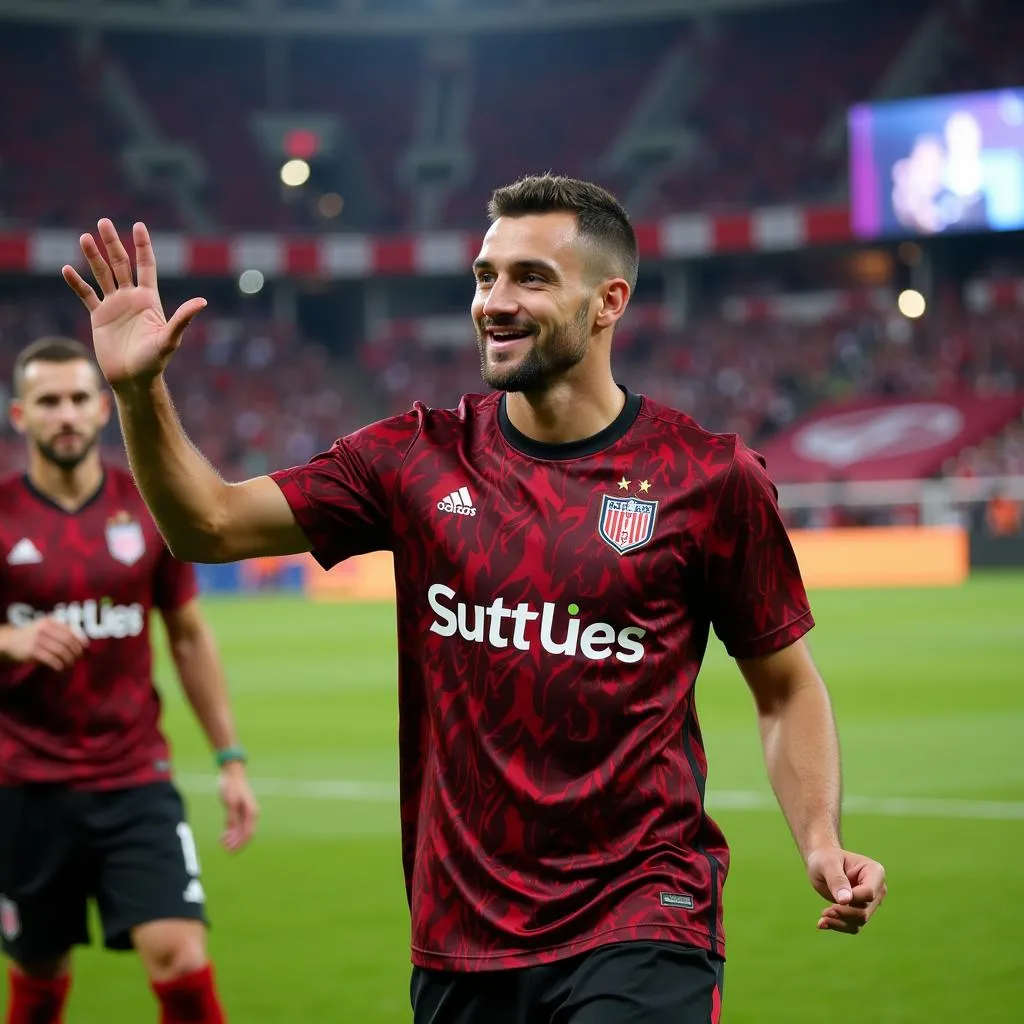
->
xmin=597 ymin=494 xmax=659 ymax=555
xmin=106 ymin=512 xmax=146 ymax=566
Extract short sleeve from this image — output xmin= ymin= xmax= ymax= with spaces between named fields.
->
xmin=705 ymin=441 xmax=814 ymax=659
xmin=153 ymin=545 xmax=199 ymax=611
xmin=269 ymin=409 xmax=422 ymax=571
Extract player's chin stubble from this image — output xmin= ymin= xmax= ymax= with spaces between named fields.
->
xmin=36 ymin=432 xmax=98 ymax=471
xmin=477 ymin=304 xmax=590 ymax=393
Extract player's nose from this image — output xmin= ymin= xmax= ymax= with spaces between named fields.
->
xmin=481 ymin=278 xmax=519 ymax=318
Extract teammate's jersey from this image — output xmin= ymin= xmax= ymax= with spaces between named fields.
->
xmin=271 ymin=390 xmax=814 ymax=971
xmin=0 ymin=467 xmax=197 ymax=789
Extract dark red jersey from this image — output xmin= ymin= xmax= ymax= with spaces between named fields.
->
xmin=271 ymin=390 xmax=813 ymax=971
xmin=0 ymin=467 xmax=197 ymax=789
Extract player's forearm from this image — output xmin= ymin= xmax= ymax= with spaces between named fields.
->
xmin=113 ymin=377 xmax=232 ymax=561
xmin=758 ymin=677 xmax=843 ymax=861
xmin=169 ymin=622 xmax=240 ymax=753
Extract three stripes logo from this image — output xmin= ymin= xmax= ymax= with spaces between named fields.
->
xmin=437 ymin=486 xmax=477 ymax=517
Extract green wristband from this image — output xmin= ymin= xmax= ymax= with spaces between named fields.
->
xmin=215 ymin=746 xmax=247 ymax=768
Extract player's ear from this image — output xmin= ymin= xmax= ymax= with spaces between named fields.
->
xmin=594 ymin=277 xmax=630 ymax=330
xmin=8 ymin=398 xmax=25 ymax=436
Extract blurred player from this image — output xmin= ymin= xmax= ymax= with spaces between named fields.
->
xmin=0 ymin=337 xmax=258 ymax=1024
xmin=64 ymin=176 xmax=886 ymax=1024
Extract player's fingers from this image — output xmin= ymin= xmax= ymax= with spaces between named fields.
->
xmin=31 ymin=645 xmax=69 ymax=672
xmin=850 ymin=879 xmax=886 ymax=908
xmin=817 ymin=914 xmax=866 ymax=936
xmin=220 ymin=793 xmax=244 ymax=851
xmin=61 ymin=265 xmax=101 ymax=313
xmin=241 ymin=797 xmax=260 ymax=842
xmin=40 ymin=619 xmax=89 ymax=654
xmin=133 ymin=222 xmax=159 ymax=291
xmin=165 ymin=298 xmax=208 ymax=347
xmin=34 ymin=635 xmax=79 ymax=671
xmin=851 ymin=860 xmax=886 ymax=897
xmin=815 ymin=909 xmax=864 ymax=933
xmin=79 ymin=232 xmax=116 ymax=296
xmin=97 ymin=218 xmax=135 ymax=288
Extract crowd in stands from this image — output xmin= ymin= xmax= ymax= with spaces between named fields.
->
xmin=0 ymin=298 xmax=371 ymax=482
xmin=1 ymin=290 xmax=1020 ymax=531
xmin=3 ymin=0 xmax=1017 ymax=233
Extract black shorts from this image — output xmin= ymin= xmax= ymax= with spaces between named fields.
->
xmin=410 ymin=941 xmax=724 ymax=1024
xmin=0 ymin=781 xmax=209 ymax=962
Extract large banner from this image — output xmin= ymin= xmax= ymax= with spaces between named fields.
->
xmin=758 ymin=393 xmax=1024 ymax=482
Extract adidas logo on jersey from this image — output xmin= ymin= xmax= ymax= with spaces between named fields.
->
xmin=437 ymin=486 xmax=477 ymax=517
xmin=6 ymin=600 xmax=145 ymax=640
xmin=6 ymin=539 xmax=42 ymax=565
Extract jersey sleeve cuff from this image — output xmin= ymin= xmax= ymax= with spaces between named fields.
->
xmin=726 ymin=610 xmax=815 ymax=660
xmin=267 ymin=470 xmax=338 ymax=571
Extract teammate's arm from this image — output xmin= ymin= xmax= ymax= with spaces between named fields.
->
xmin=0 ymin=619 xmax=88 ymax=673
xmin=62 ymin=218 xmax=310 ymax=564
xmin=161 ymin=597 xmax=258 ymax=852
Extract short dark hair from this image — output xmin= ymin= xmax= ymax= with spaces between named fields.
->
xmin=488 ymin=174 xmax=639 ymax=291
xmin=13 ymin=337 xmax=98 ymax=396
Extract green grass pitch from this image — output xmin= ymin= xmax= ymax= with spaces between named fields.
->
xmin=2 ymin=573 xmax=1022 ymax=1021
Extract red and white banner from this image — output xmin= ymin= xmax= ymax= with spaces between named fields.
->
xmin=758 ymin=394 xmax=1024 ymax=483
xmin=0 ymin=203 xmax=854 ymax=280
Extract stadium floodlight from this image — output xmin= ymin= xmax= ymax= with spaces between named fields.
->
xmin=897 ymin=289 xmax=926 ymax=319
xmin=238 ymin=269 xmax=265 ymax=295
xmin=280 ymin=158 xmax=311 ymax=188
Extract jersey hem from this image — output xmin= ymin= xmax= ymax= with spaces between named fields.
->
xmin=410 ymin=923 xmax=725 ymax=972
xmin=0 ymin=765 xmax=172 ymax=791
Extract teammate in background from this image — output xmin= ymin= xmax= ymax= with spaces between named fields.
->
xmin=0 ymin=338 xmax=258 ymax=1024
xmin=64 ymin=176 xmax=886 ymax=1024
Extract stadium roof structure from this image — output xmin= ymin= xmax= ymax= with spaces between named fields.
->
xmin=0 ymin=0 xmax=845 ymax=37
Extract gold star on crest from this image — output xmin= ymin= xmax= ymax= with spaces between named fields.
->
xmin=617 ymin=476 xmax=631 ymax=491
xmin=638 ymin=480 xmax=651 ymax=493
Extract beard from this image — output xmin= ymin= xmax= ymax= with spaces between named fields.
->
xmin=36 ymin=430 xmax=99 ymax=471
xmin=477 ymin=300 xmax=591 ymax=393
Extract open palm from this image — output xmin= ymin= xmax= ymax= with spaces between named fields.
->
xmin=62 ymin=219 xmax=206 ymax=389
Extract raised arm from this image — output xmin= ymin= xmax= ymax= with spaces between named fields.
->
xmin=63 ymin=219 xmax=310 ymax=563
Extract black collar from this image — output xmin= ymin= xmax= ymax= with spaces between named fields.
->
xmin=498 ymin=388 xmax=642 ymax=461
xmin=22 ymin=471 xmax=107 ymax=515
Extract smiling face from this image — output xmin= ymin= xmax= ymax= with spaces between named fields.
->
xmin=471 ymin=211 xmax=603 ymax=393
xmin=10 ymin=358 xmax=110 ymax=471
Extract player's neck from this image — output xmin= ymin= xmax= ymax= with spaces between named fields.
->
xmin=27 ymin=453 xmax=105 ymax=512
xmin=504 ymin=374 xmax=626 ymax=446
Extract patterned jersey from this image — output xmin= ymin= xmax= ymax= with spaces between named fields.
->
xmin=271 ymin=390 xmax=814 ymax=971
xmin=0 ymin=467 xmax=197 ymax=788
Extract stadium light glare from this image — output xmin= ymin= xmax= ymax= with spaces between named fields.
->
xmin=238 ymin=269 xmax=265 ymax=295
xmin=280 ymin=158 xmax=311 ymax=187
xmin=897 ymin=288 xmax=926 ymax=319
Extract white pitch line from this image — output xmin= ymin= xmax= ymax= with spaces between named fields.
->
xmin=176 ymin=775 xmax=1024 ymax=821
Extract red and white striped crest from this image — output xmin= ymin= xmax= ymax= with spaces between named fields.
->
xmin=597 ymin=495 xmax=659 ymax=555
